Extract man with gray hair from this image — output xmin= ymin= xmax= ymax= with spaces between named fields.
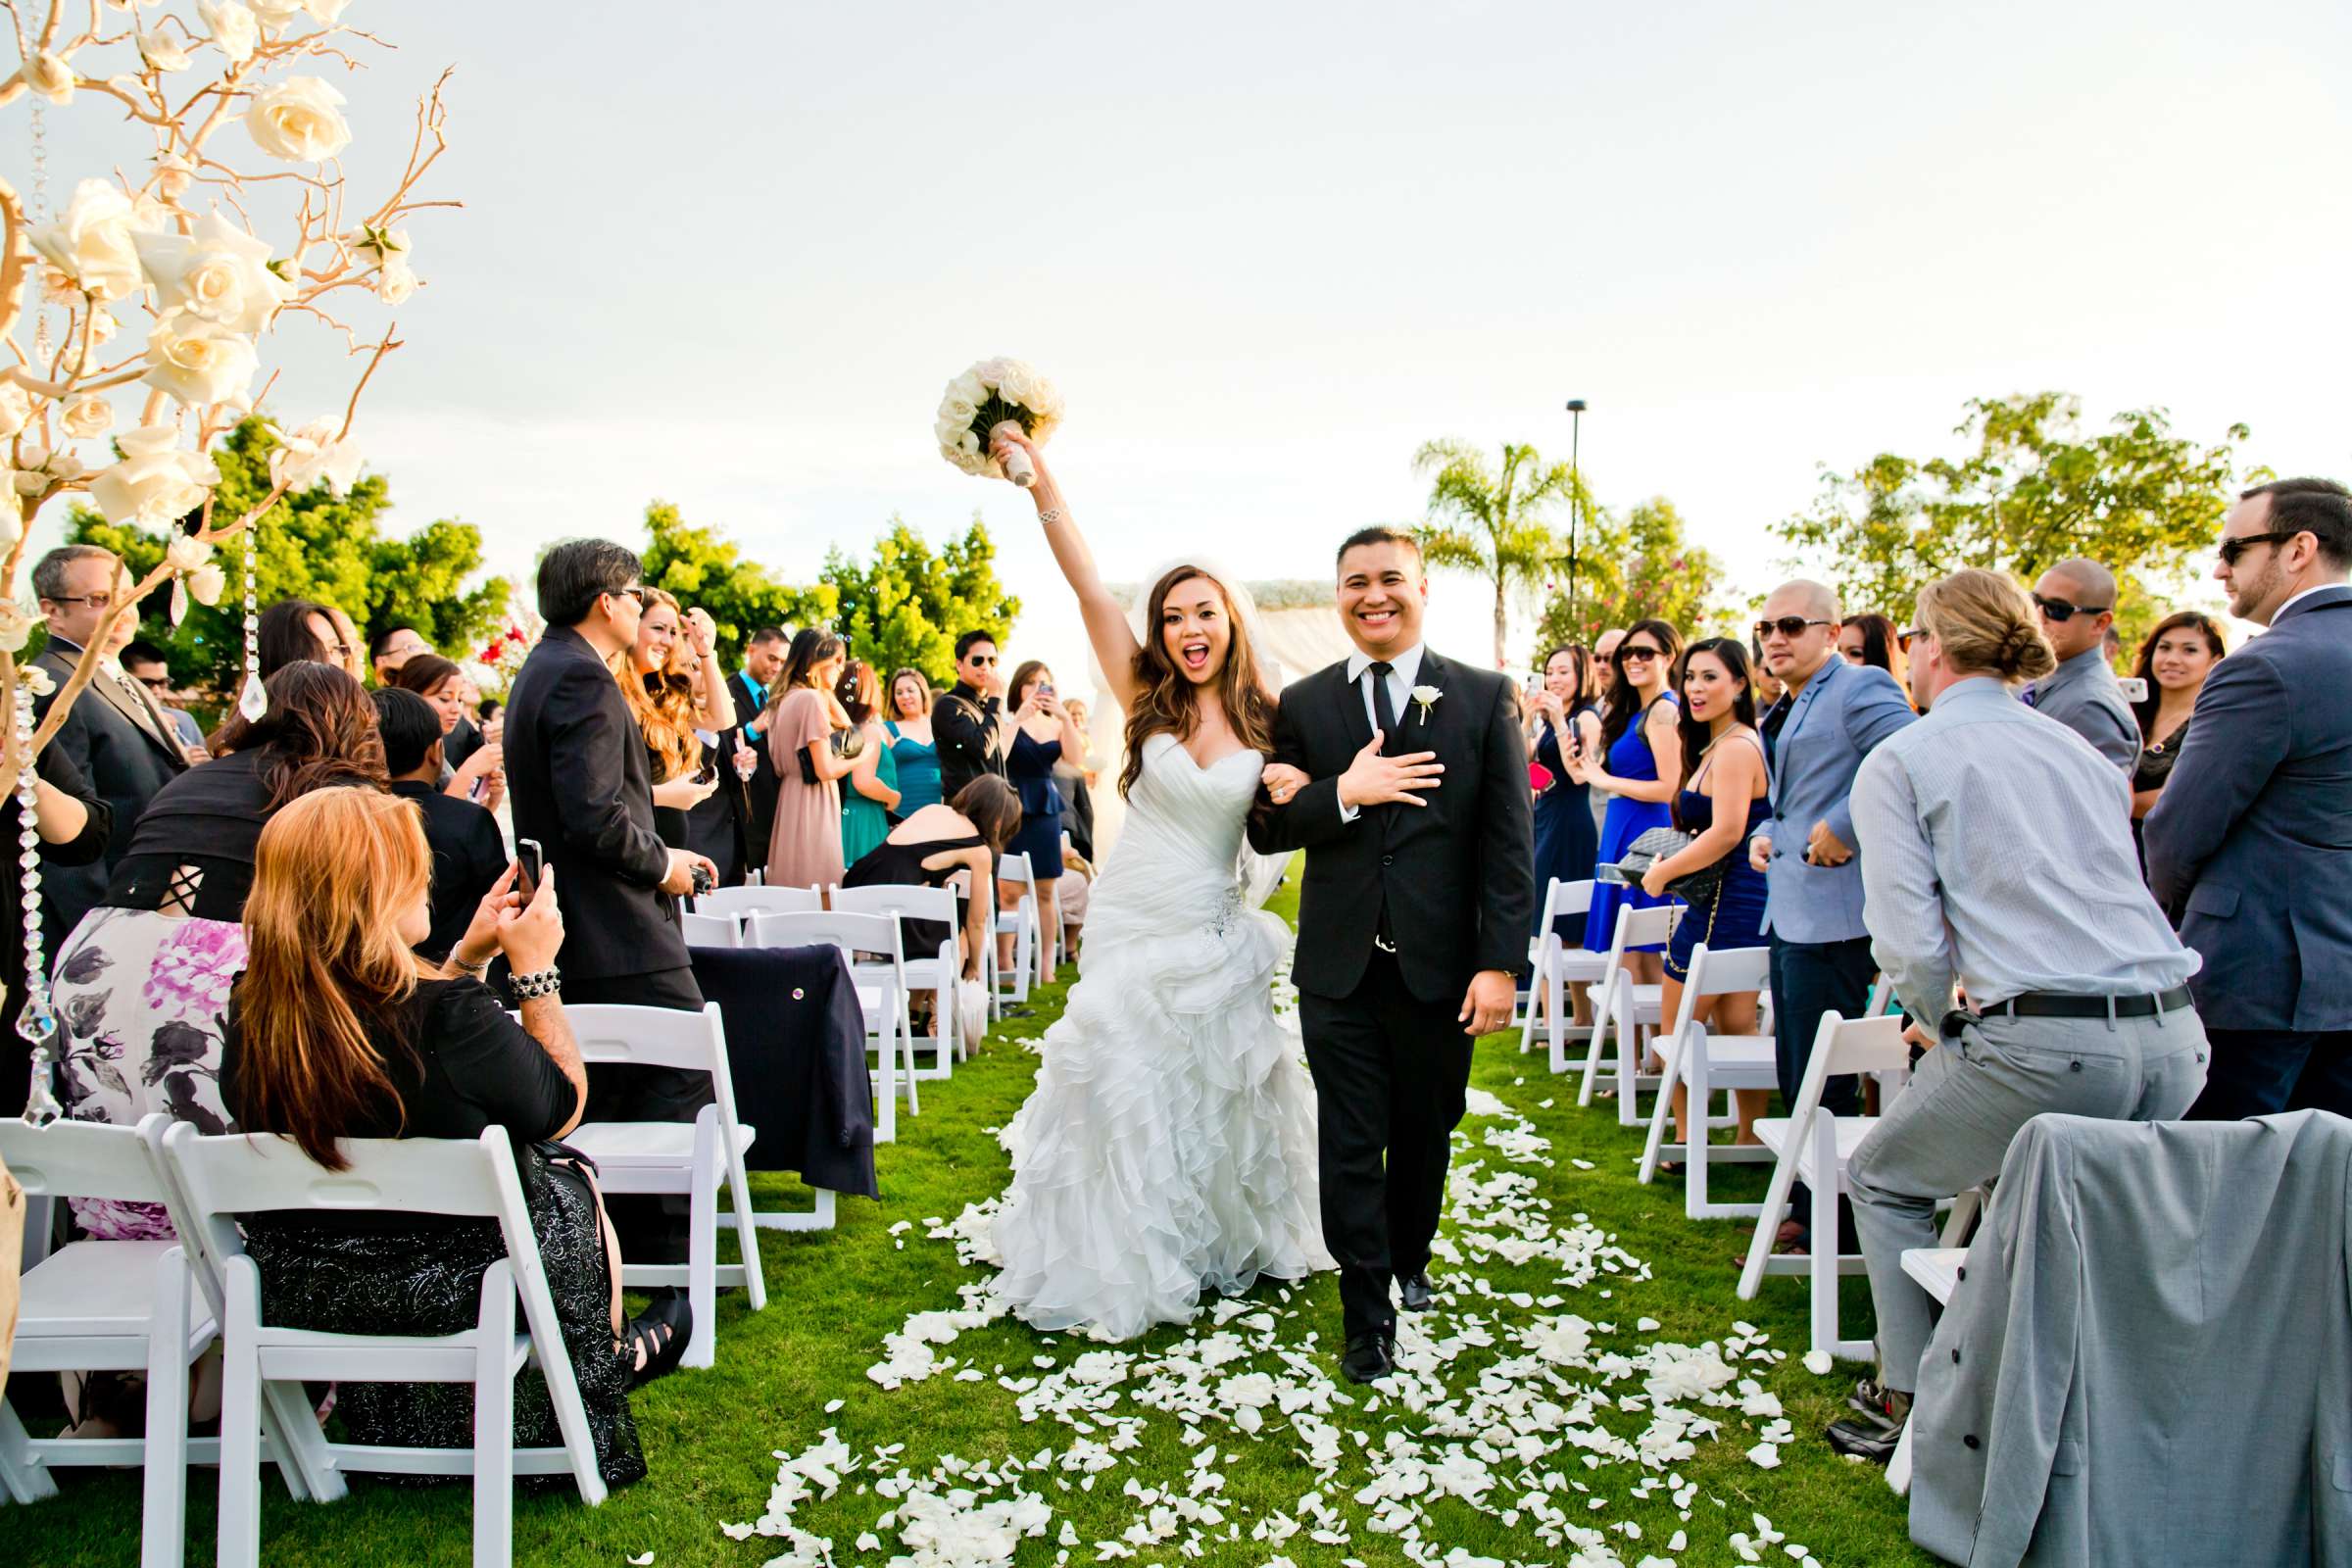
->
xmin=2023 ymin=558 xmax=2138 ymax=771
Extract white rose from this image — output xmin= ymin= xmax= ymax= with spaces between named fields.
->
xmin=48 ymin=451 xmax=87 ymax=482
xmin=143 ymin=310 xmax=260 ymax=407
xmin=0 ymin=599 xmax=34 ymax=655
xmin=27 ymin=179 xmax=146 ymax=303
xmin=11 ymin=470 xmax=46 ymax=497
xmin=952 ymin=369 xmax=988 ymax=406
xmin=243 ymin=77 xmax=352 ymax=163
xmin=19 ymin=52 xmax=74 ymax=106
xmin=85 ymin=309 xmax=120 ymax=347
xmin=0 ymin=382 xmax=29 ymax=441
xmin=62 ymin=396 xmax=114 ymax=440
xmin=137 ymin=29 xmax=192 ymax=72
xmin=0 ymin=503 xmax=20 ymax=549
xmin=135 ymin=212 xmax=291 ymax=335
xmin=248 ymin=0 xmax=306 ymax=26
xmin=152 ymin=152 xmax=195 ymax=200
xmin=303 ymin=0 xmax=349 ymax=20
xmin=166 ymin=532 xmax=214 ymax=571
xmin=198 ymin=0 xmax=257 ymax=63
xmin=188 ymin=563 xmax=226 ymax=606
xmin=269 ymin=416 xmax=364 ymax=495
xmin=19 ymin=663 xmax=54 ymax=697
xmin=90 ymin=424 xmax=219 ymax=526
xmin=375 ymin=256 xmax=416 ymax=305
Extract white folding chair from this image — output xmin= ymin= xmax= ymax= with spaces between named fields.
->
xmin=1575 ymin=903 xmax=1680 ymax=1122
xmin=0 ymin=1115 xmax=318 ymax=1566
xmin=1886 ymin=1246 xmax=1968 ymax=1494
xmin=695 ymin=884 xmax=821 ymax=919
xmin=828 ymin=882 xmax=965 ymax=1081
xmin=748 ymin=909 xmax=917 ymax=1147
xmin=1735 ymin=1009 xmax=1909 ymax=1360
xmin=159 ymin=1121 xmax=607 ymax=1568
xmin=680 ymin=910 xmax=740 ymax=949
xmin=1637 ymin=943 xmax=1780 ymax=1218
xmin=1518 ymin=878 xmax=1606 ymax=1072
xmin=562 ymin=1004 xmax=765 ymax=1369
xmin=989 ymin=852 xmax=1042 ymax=1010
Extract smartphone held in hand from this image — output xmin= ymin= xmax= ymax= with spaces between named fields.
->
xmin=516 ymin=838 xmax=544 ymax=902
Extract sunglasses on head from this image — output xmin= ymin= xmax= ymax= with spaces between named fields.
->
xmin=2031 ymin=593 xmax=2109 ymax=622
xmin=2218 ymin=529 xmax=2305 ymax=567
xmin=1752 ymin=615 xmax=1831 ymax=641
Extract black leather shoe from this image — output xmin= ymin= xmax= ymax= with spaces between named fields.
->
xmin=1826 ymin=1412 xmax=1905 ymax=1464
xmin=1341 ymin=1331 xmax=1396 ymax=1385
xmin=1397 ymin=1271 xmax=1434 ymax=1312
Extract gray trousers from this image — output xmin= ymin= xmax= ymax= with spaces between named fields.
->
xmin=1847 ymin=1007 xmax=2208 ymax=1393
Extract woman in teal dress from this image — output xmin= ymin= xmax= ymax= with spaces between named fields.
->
xmin=838 ymin=661 xmax=902 ymax=867
xmin=884 ymin=666 xmax=943 ymax=814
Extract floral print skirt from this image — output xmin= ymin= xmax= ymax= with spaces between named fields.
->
xmin=50 ymin=906 xmax=246 ymax=1239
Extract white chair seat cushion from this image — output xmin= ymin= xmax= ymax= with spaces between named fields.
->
xmin=1680 ymin=1034 xmax=1779 ymax=1085
xmin=1753 ymin=1113 xmax=1879 ymax=1181
xmin=17 ymin=1239 xmax=217 ymax=1346
xmin=1901 ymin=1247 xmax=1967 ymax=1303
xmin=567 ymin=1121 xmax=758 ymax=1164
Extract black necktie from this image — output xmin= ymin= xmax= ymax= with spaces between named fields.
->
xmin=1368 ymin=661 xmax=1398 ymax=752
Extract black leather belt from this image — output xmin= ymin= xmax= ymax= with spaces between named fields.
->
xmin=1977 ymin=985 xmax=2194 ymax=1021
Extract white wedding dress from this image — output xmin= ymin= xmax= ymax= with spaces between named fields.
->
xmin=989 ymin=731 xmax=1332 ymax=1342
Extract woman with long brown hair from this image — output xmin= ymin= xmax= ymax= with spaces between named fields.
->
xmin=2128 ymin=610 xmax=2226 ymax=825
xmin=972 ymin=426 xmax=1329 ymax=1343
xmin=621 ymin=588 xmax=734 ymax=852
xmin=760 ymin=626 xmax=853 ymax=891
xmin=390 ymin=652 xmax=507 ymax=809
xmin=224 ymin=786 xmax=669 ymax=1492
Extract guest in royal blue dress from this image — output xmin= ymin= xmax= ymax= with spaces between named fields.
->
xmin=1528 ymin=644 xmax=1600 ymax=945
xmin=1003 ymin=660 xmax=1086 ymax=985
xmin=1573 ymin=619 xmax=1687 ymax=982
xmin=884 ymin=667 xmax=945 ymax=815
xmin=1639 ymin=637 xmax=1772 ymax=1152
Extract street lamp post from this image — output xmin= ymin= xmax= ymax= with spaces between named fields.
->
xmin=1564 ymin=398 xmax=1587 ymax=627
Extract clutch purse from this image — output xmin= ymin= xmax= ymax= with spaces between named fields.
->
xmin=1528 ymin=760 xmax=1556 ymax=795
xmin=1599 ymin=825 xmax=1732 ymax=903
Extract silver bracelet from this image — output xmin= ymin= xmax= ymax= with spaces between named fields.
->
xmin=451 ymin=949 xmax=492 ymax=976
xmin=1037 ymin=508 xmax=1062 ymax=525
xmin=513 ymin=965 xmax=562 ymax=1001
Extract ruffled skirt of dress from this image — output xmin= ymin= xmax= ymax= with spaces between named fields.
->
xmin=987 ymin=889 xmax=1333 ymax=1343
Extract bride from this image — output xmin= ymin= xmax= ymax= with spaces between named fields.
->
xmin=982 ymin=427 xmax=1333 ymax=1342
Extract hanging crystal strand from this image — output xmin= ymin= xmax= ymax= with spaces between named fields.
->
xmin=29 ymin=101 xmax=52 ymax=366
xmin=235 ymin=524 xmax=267 ymax=720
xmin=18 ymin=681 xmax=62 ymax=1123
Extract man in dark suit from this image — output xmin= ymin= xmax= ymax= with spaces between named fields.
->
xmin=2147 ymin=477 xmax=2352 ymax=1118
xmin=723 ymin=625 xmax=788 ymax=880
xmin=1249 ymin=527 xmax=1536 ymax=1384
xmin=30 ymin=545 xmax=189 ymax=948
xmin=504 ymin=539 xmax=718 ymax=1314
xmin=374 ymin=686 xmax=508 ymax=962
xmin=934 ymin=628 xmax=1006 ymax=801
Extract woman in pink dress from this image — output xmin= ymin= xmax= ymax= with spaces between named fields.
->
xmin=761 ymin=628 xmax=853 ymax=892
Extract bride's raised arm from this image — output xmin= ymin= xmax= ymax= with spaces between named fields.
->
xmin=990 ymin=427 xmax=1142 ymax=711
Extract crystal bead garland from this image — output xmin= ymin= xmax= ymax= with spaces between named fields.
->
xmin=235 ymin=522 xmax=267 ymax=721
xmin=17 ymin=681 xmax=63 ymax=1123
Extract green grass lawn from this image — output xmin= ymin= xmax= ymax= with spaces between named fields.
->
xmin=22 ymin=867 xmax=1928 ymax=1566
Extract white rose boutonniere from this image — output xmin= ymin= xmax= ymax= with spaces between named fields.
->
xmin=1411 ymin=684 xmax=1442 ymax=724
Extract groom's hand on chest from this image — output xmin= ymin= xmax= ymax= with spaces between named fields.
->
xmin=1336 ymin=731 xmax=1445 ymax=811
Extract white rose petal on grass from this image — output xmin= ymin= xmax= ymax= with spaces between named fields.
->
xmin=1801 ymin=1348 xmax=1834 ymax=1376
xmin=625 ymin=1555 xmax=653 ymax=1566
xmin=243 ymin=76 xmax=353 ymax=162
xmin=1745 ymin=1441 xmax=1782 ymax=1469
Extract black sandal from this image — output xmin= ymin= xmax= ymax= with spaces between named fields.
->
xmin=625 ymin=1298 xmax=693 ymax=1388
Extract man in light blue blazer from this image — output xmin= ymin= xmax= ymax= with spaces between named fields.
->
xmin=2147 ymin=478 xmax=2352 ymax=1118
xmin=1748 ymin=581 xmax=1918 ymax=1238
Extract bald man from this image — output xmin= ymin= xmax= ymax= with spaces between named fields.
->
xmin=2024 ymin=559 xmax=2138 ymax=771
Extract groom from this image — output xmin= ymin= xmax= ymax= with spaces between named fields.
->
xmin=1249 ymin=526 xmax=1536 ymax=1382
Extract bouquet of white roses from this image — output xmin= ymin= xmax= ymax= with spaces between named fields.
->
xmin=935 ymin=358 xmax=1063 ymax=488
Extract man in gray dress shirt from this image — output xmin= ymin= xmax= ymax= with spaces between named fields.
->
xmin=2021 ymin=558 xmax=2139 ymax=771
xmin=1826 ymin=567 xmax=2206 ymax=1463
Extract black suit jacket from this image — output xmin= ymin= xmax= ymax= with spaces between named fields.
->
xmin=1247 ymin=648 xmax=1536 ymax=1003
xmin=2145 ymin=584 xmax=2352 ymax=1031
xmin=725 ymin=669 xmax=777 ymax=873
xmin=390 ymin=779 xmax=509 ymax=963
xmin=503 ymin=624 xmax=686 ymax=979
xmin=32 ymin=638 xmax=188 ymax=944
xmin=933 ymin=682 xmax=1003 ymax=803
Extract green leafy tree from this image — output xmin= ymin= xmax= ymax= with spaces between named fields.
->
xmin=1530 ymin=497 xmax=1731 ymax=656
xmin=1408 ymin=439 xmax=1582 ymax=668
xmin=638 ymin=502 xmax=839 ymax=666
xmin=821 ymin=514 xmax=1021 ymax=689
xmin=1773 ymin=393 xmax=2250 ymax=650
xmin=68 ymin=417 xmax=511 ymax=688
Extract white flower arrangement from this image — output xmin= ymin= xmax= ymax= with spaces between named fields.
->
xmin=935 ymin=357 xmax=1064 ymax=488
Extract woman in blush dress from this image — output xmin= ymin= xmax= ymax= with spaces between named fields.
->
xmin=760 ymin=629 xmax=853 ymax=894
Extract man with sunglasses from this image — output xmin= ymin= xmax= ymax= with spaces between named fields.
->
xmin=2147 ymin=477 xmax=2352 ymax=1120
xmin=1748 ymin=580 xmax=1918 ymax=1250
xmin=2021 ymin=559 xmax=2138 ymax=771
xmin=936 ymin=628 xmax=1008 ymax=801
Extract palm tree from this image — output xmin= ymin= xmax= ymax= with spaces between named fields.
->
xmin=1409 ymin=439 xmax=1581 ymax=668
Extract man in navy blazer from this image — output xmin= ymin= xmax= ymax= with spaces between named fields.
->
xmin=1749 ymin=581 xmax=1917 ymax=1242
xmin=2147 ymin=478 xmax=2352 ymax=1118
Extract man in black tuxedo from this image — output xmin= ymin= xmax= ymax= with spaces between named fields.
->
xmin=723 ymin=625 xmax=788 ymax=880
xmin=505 ymin=539 xmax=718 ymax=1312
xmin=934 ymin=629 xmax=1006 ymax=801
xmin=1248 ymin=527 xmax=1536 ymax=1383
xmin=30 ymin=545 xmax=190 ymax=949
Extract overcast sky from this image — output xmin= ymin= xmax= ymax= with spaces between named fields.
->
xmin=30 ymin=0 xmax=2352 ymax=683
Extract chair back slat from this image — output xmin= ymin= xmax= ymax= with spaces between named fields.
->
xmin=747 ymin=909 xmax=906 ymax=965
xmin=681 ymin=910 xmax=741 ymax=948
xmin=1548 ymin=877 xmax=1596 ymax=920
xmin=828 ymin=883 xmax=957 ymax=925
xmin=696 ymin=885 xmax=820 ymax=919
xmin=0 ymin=1114 xmax=169 ymax=1205
xmin=1684 ymin=943 xmax=1772 ymax=1003
xmin=562 ymin=1001 xmax=728 ymax=1075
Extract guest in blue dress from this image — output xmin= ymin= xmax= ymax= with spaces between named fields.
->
xmin=1003 ymin=660 xmax=1085 ymax=985
xmin=884 ymin=667 xmax=944 ymax=814
xmin=1573 ymin=619 xmax=1687 ymax=981
xmin=1640 ymin=637 xmax=1773 ymax=1152
xmin=1527 ymin=644 xmax=1600 ymax=946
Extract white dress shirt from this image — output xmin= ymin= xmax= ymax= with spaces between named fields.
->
xmin=1336 ymin=643 xmax=1425 ymax=823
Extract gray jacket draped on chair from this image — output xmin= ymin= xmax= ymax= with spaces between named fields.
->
xmin=1911 ymin=1110 xmax=2352 ymax=1567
